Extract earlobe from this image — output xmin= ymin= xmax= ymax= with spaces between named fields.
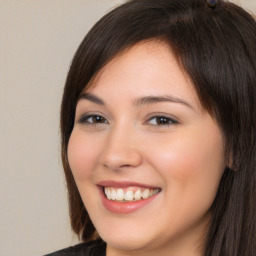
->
xmin=225 ymin=166 xmax=235 ymax=172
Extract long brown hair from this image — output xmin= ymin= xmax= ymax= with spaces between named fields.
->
xmin=60 ymin=0 xmax=256 ymax=254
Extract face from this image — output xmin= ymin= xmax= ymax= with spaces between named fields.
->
xmin=68 ymin=41 xmax=225 ymax=255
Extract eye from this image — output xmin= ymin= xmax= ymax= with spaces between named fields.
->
xmin=78 ymin=114 xmax=108 ymax=125
xmin=146 ymin=116 xmax=178 ymax=126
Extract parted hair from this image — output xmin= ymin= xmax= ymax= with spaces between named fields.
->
xmin=60 ymin=0 xmax=256 ymax=255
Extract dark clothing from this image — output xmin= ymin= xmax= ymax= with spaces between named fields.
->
xmin=44 ymin=239 xmax=106 ymax=256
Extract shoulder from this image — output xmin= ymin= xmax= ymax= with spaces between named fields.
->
xmin=44 ymin=239 xmax=106 ymax=256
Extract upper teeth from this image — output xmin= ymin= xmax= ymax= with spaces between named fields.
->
xmin=104 ymin=187 xmax=160 ymax=202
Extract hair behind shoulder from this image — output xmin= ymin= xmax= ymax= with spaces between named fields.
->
xmin=60 ymin=0 xmax=256 ymax=255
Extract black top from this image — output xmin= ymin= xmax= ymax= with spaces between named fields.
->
xmin=44 ymin=239 xmax=106 ymax=256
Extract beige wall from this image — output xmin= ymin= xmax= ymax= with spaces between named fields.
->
xmin=0 ymin=1 xmax=255 ymax=255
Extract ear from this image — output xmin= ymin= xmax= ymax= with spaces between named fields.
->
xmin=225 ymin=149 xmax=236 ymax=171
xmin=226 ymin=151 xmax=239 ymax=172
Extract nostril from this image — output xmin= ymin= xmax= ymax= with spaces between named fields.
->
xmin=120 ymin=164 xmax=132 ymax=168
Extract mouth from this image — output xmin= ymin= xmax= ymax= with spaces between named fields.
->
xmin=97 ymin=181 xmax=161 ymax=214
xmin=104 ymin=186 xmax=161 ymax=202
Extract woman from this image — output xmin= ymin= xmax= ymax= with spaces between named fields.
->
xmin=46 ymin=0 xmax=256 ymax=255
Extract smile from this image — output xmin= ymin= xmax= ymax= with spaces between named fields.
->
xmin=97 ymin=182 xmax=161 ymax=214
xmin=104 ymin=187 xmax=160 ymax=202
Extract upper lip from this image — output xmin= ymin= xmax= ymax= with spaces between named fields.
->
xmin=97 ymin=180 xmax=160 ymax=189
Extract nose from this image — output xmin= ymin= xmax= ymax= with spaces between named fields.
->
xmin=99 ymin=125 xmax=143 ymax=171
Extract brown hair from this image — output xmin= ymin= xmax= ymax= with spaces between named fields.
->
xmin=60 ymin=0 xmax=256 ymax=255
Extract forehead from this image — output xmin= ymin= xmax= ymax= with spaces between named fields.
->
xmin=83 ymin=40 xmax=202 ymax=111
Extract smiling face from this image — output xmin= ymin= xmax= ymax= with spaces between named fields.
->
xmin=67 ymin=41 xmax=225 ymax=256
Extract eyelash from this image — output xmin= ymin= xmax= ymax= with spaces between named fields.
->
xmin=78 ymin=114 xmax=178 ymax=127
xmin=145 ymin=115 xmax=178 ymax=126
xmin=78 ymin=114 xmax=108 ymax=125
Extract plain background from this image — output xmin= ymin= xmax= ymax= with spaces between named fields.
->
xmin=0 ymin=1 xmax=255 ymax=255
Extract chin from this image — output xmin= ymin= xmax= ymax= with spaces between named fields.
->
xmin=103 ymin=234 xmax=150 ymax=252
xmin=97 ymin=222 xmax=155 ymax=251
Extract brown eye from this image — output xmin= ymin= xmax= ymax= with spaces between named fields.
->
xmin=91 ymin=116 xmax=106 ymax=123
xmin=79 ymin=115 xmax=108 ymax=124
xmin=147 ymin=116 xmax=178 ymax=126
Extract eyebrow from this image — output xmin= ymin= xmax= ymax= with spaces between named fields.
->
xmin=78 ymin=93 xmax=105 ymax=105
xmin=78 ymin=93 xmax=194 ymax=110
xmin=133 ymin=95 xmax=194 ymax=110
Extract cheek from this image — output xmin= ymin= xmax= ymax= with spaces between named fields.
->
xmin=67 ymin=129 xmax=105 ymax=220
xmin=67 ymin=129 xmax=99 ymax=181
xmin=151 ymin=134 xmax=224 ymax=178
xmin=147 ymin=126 xmax=225 ymax=207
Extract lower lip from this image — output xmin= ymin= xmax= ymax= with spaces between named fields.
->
xmin=98 ymin=187 xmax=160 ymax=214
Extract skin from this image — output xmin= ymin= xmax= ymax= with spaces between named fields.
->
xmin=68 ymin=41 xmax=226 ymax=256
